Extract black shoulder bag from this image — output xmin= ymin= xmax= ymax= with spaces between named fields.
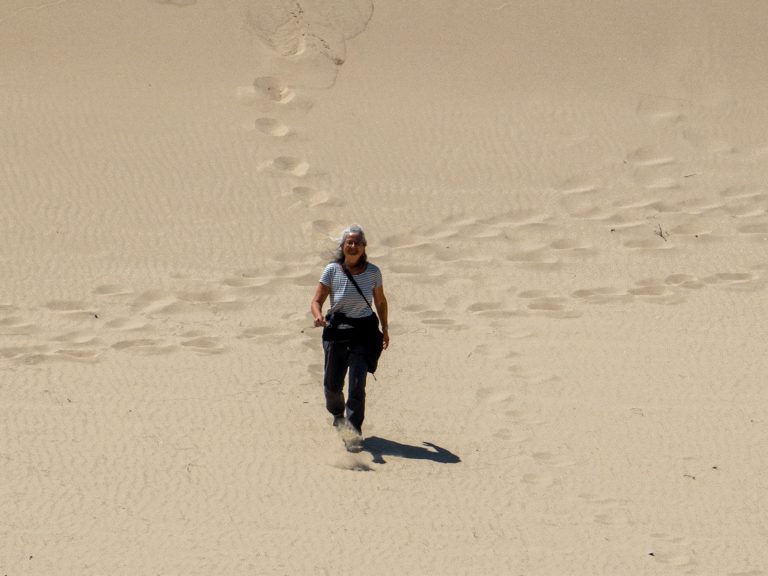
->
xmin=341 ymin=265 xmax=385 ymax=374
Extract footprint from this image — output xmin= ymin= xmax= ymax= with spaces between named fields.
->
xmin=517 ymin=291 xmax=579 ymax=318
xmin=549 ymin=238 xmax=591 ymax=251
xmin=664 ymin=274 xmax=705 ymax=290
xmin=0 ymin=316 xmax=37 ymax=335
xmin=176 ymin=289 xmax=238 ymax=306
xmin=531 ymin=451 xmax=576 ymax=468
xmin=180 ymin=335 xmax=226 ymax=354
xmin=402 ymin=304 xmax=428 ymax=313
xmin=239 ymin=326 xmax=277 ymax=339
xmin=291 ymin=186 xmax=343 ymax=208
xmin=556 ymin=178 xmax=599 ymax=196
xmin=636 ymin=95 xmax=687 ymax=124
xmin=561 ymin=199 xmax=612 ymax=223
xmin=526 ymin=297 xmax=580 ymax=319
xmin=475 ymin=386 xmax=515 ymax=404
xmin=1 ymin=344 xmax=49 ymax=362
xmin=493 ymin=427 xmax=530 ymax=443
xmin=51 ymin=348 xmax=102 ymax=363
xmin=291 ymin=185 xmax=315 ymax=202
xmin=643 ymin=199 xmax=683 ymax=214
xmin=594 ymin=508 xmax=633 ymax=526
xmin=253 ymin=76 xmax=296 ymax=103
xmin=518 ymin=290 xmax=548 ymax=299
xmin=505 ymin=408 xmax=543 ymax=426
xmin=627 ymin=146 xmax=676 ymax=167
xmin=235 ymin=84 xmax=312 ymax=113
xmin=701 ymin=272 xmax=765 ymax=292
xmin=507 ymin=247 xmax=560 ymax=267
xmin=254 ymin=117 xmax=292 ymax=137
xmin=629 ymin=284 xmax=672 ymax=297
xmin=420 ymin=318 xmax=457 ymax=327
xmin=50 ymin=330 xmax=100 ymax=347
xmin=628 ymin=280 xmax=686 ymax=304
xmin=302 ymin=218 xmax=337 ymax=237
xmin=105 ymin=317 xmax=149 ymax=331
xmin=579 ymin=494 xmax=634 ymax=526
xmin=521 ymin=472 xmax=556 ymax=487
xmin=220 ymin=273 xmax=273 ymax=290
xmin=112 ymin=338 xmax=165 ymax=352
xmin=647 ymin=533 xmax=698 ymax=571
xmin=664 ymin=274 xmax=695 ymax=285
xmin=132 ymin=291 xmax=188 ymax=315
xmin=466 ymin=301 xmax=504 ymax=313
xmin=571 ymin=287 xmax=633 ymax=305
xmin=417 ymin=309 xmax=458 ymax=328
xmin=271 ymin=156 xmax=310 ymax=177
xmin=92 ymin=284 xmax=133 ymax=297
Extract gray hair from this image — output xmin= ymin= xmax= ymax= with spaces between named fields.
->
xmin=339 ymin=224 xmax=367 ymax=247
xmin=333 ymin=224 xmax=368 ymax=264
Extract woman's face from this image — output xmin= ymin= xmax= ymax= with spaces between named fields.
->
xmin=343 ymin=232 xmax=365 ymax=260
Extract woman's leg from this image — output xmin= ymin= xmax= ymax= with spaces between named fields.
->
xmin=345 ymin=343 xmax=368 ymax=434
xmin=323 ymin=340 xmax=348 ymax=420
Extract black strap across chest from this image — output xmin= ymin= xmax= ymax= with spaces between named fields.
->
xmin=341 ymin=264 xmax=373 ymax=310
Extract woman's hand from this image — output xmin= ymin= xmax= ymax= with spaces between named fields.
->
xmin=311 ymin=283 xmax=330 ymax=328
xmin=373 ymin=285 xmax=389 ymax=350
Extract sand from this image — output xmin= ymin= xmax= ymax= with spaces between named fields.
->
xmin=2 ymin=0 xmax=768 ymax=574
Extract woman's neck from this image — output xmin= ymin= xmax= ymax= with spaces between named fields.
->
xmin=344 ymin=258 xmax=364 ymax=270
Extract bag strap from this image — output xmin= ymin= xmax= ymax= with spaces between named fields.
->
xmin=341 ymin=264 xmax=374 ymax=310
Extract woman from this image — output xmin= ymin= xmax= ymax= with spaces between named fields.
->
xmin=310 ymin=225 xmax=389 ymax=443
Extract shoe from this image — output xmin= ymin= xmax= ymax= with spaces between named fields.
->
xmin=332 ymin=414 xmax=346 ymax=428
xmin=344 ymin=434 xmax=364 ymax=453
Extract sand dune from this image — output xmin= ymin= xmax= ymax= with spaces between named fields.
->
xmin=2 ymin=1 xmax=767 ymax=574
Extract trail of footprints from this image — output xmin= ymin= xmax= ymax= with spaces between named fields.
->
xmin=0 ymin=265 xmax=322 ymax=366
xmin=9 ymin=4 xmax=380 ymax=367
xmin=373 ymin=209 xmax=766 ymax=330
xmin=558 ymin=177 xmax=767 ymax=249
xmin=557 ymin=92 xmax=768 ymax=249
xmin=237 ymin=2 xmax=374 ymax=214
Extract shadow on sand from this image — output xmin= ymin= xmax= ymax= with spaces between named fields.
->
xmin=362 ymin=436 xmax=461 ymax=465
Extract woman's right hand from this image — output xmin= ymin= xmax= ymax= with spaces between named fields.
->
xmin=314 ymin=315 xmax=327 ymax=328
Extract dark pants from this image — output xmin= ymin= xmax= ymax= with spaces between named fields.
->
xmin=323 ymin=340 xmax=368 ymax=433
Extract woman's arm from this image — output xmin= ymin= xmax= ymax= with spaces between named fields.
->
xmin=373 ymin=285 xmax=389 ymax=349
xmin=311 ymin=283 xmax=330 ymax=327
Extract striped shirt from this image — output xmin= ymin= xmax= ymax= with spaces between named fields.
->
xmin=320 ymin=262 xmax=382 ymax=320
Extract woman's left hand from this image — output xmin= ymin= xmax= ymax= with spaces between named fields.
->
xmin=382 ymin=328 xmax=390 ymax=350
